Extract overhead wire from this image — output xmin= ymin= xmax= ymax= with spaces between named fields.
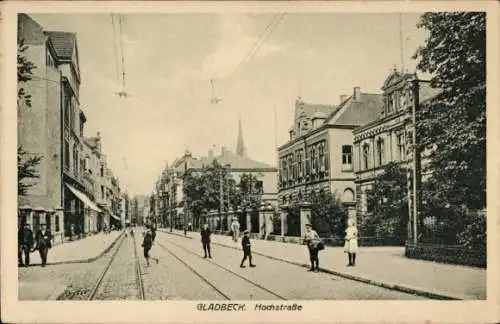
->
xmin=111 ymin=14 xmax=121 ymax=86
xmin=216 ymin=13 xmax=287 ymax=101
xmin=118 ymin=14 xmax=126 ymax=89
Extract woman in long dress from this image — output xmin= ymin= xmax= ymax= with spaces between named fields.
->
xmin=344 ymin=219 xmax=358 ymax=266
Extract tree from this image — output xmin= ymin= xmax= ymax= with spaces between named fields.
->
xmin=18 ymin=146 xmax=43 ymax=196
xmin=309 ymin=190 xmax=347 ymax=238
xmin=363 ymin=162 xmax=408 ymax=243
xmin=17 ymin=39 xmax=42 ymax=196
xmin=413 ymin=12 xmax=486 ymax=210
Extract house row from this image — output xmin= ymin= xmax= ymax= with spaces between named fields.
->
xmin=17 ymin=14 xmax=126 ymax=244
xmin=150 ymin=119 xmax=278 ymax=232
xmin=277 ymin=68 xmax=440 ymax=235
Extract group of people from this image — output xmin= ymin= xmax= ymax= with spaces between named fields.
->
xmin=304 ymin=218 xmax=358 ymax=272
xmin=18 ymin=222 xmax=53 ymax=267
xmin=200 ymin=222 xmax=256 ymax=268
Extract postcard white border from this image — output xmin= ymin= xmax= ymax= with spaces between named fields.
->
xmin=2 ymin=1 xmax=499 ymax=323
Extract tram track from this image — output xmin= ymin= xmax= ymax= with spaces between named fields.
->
xmin=156 ymin=237 xmax=287 ymax=301
xmin=87 ymin=231 xmax=145 ymax=300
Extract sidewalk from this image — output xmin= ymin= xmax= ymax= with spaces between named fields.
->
xmin=164 ymin=229 xmax=486 ymax=300
xmin=27 ymin=230 xmax=123 ymax=265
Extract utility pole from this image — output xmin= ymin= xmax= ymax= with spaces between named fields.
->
xmin=411 ymin=78 xmax=421 ymax=245
xmin=219 ymin=168 xmax=223 ymax=232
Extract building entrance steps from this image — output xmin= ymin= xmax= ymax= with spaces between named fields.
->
xmin=26 ymin=230 xmax=123 ymax=266
xmin=162 ymin=228 xmax=486 ymax=300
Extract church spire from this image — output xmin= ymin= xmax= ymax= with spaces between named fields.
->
xmin=236 ymin=115 xmax=248 ymax=158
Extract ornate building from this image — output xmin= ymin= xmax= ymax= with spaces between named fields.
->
xmin=277 ymin=88 xmax=383 ymax=230
xmin=353 ymin=69 xmax=440 ymax=231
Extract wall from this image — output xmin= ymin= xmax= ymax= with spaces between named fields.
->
xmin=18 ymin=33 xmax=63 ymax=210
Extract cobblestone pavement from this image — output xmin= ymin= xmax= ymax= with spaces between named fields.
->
xmin=91 ymin=236 xmax=141 ymax=300
xmin=19 ymin=228 xmax=429 ymax=300
xmin=19 ymin=236 xmax=126 ymax=300
xmin=156 ymin=232 xmax=428 ymax=300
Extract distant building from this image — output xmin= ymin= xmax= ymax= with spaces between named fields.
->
xmin=157 ymin=118 xmax=278 ymax=231
xmin=277 ymin=89 xmax=383 ymax=232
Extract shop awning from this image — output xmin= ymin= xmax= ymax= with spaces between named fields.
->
xmin=110 ymin=214 xmax=121 ymax=221
xmin=65 ymin=183 xmax=102 ymax=213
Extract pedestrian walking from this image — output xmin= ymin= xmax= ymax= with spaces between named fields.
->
xmin=201 ymin=223 xmax=212 ymax=259
xmin=344 ymin=219 xmax=358 ymax=266
xmin=303 ymin=223 xmax=322 ymax=272
xmin=231 ymin=218 xmax=240 ymax=242
xmin=18 ymin=222 xmax=34 ymax=267
xmin=141 ymin=226 xmax=158 ymax=267
xmin=34 ymin=223 xmax=52 ymax=267
xmin=240 ymin=230 xmax=256 ymax=268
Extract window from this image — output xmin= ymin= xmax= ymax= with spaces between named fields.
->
xmin=399 ymin=91 xmax=406 ymax=110
xmin=55 ymin=215 xmax=60 ymax=232
xmin=72 ymin=145 xmax=78 ymax=174
xmin=376 ymin=138 xmax=385 ymax=167
xmin=46 ymin=47 xmax=55 ymax=67
xmin=318 ymin=144 xmax=325 ymax=172
xmin=101 ymin=185 xmax=105 ymax=199
xmin=288 ymin=155 xmax=293 ymax=182
xmin=342 ymin=145 xmax=353 ymax=171
xmin=100 ymin=165 xmax=104 ymax=177
xmin=362 ymin=144 xmax=370 ymax=170
xmin=80 ymin=119 xmax=84 ymax=137
xmin=297 ymin=150 xmax=303 ymax=178
xmin=46 ymin=214 xmax=51 ymax=232
xmin=64 ymin=140 xmax=70 ymax=170
xmin=397 ymin=133 xmax=406 ymax=161
xmin=311 ymin=147 xmax=317 ymax=174
xmin=305 ymin=148 xmax=310 ymax=177
xmin=64 ymin=91 xmax=71 ymax=128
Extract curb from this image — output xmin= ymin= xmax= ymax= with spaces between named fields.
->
xmin=210 ymin=241 xmax=464 ymax=300
xmin=162 ymin=231 xmax=464 ymax=300
xmin=27 ymin=232 xmax=124 ymax=266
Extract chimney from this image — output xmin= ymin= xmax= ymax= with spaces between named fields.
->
xmin=353 ymin=87 xmax=361 ymax=101
xmin=340 ymin=94 xmax=348 ymax=104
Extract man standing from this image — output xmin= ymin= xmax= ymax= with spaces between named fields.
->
xmin=18 ymin=222 xmax=34 ymax=267
xmin=200 ymin=223 xmax=212 ymax=259
xmin=35 ymin=223 xmax=52 ymax=267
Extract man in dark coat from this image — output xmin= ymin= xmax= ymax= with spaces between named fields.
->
xmin=240 ymin=230 xmax=256 ymax=268
xmin=141 ymin=226 xmax=159 ymax=267
xmin=200 ymin=223 xmax=212 ymax=259
xmin=35 ymin=223 xmax=52 ymax=267
xmin=18 ymin=222 xmax=34 ymax=267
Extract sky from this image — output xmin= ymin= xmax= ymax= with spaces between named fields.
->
xmin=29 ymin=12 xmax=429 ymax=196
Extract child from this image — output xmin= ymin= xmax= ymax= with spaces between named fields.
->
xmin=240 ymin=230 xmax=256 ymax=268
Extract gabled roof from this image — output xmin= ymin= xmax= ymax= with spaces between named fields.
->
xmin=382 ymin=69 xmax=414 ymax=90
xmin=326 ymin=93 xmax=383 ymax=126
xmin=192 ymin=150 xmax=275 ymax=170
xmin=295 ymin=99 xmax=336 ymax=120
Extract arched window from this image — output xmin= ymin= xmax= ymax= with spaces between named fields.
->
xmin=376 ymin=138 xmax=385 ymax=167
xmin=343 ymin=188 xmax=355 ymax=202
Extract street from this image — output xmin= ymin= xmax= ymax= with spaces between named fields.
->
xmin=19 ymin=229 xmax=428 ymax=300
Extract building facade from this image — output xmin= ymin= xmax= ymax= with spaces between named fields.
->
xmin=277 ymin=89 xmax=382 ymax=233
xmin=18 ymin=14 xmax=123 ymax=243
xmin=353 ymin=70 xmax=440 ymax=231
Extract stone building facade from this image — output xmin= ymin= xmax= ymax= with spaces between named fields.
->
xmin=277 ymin=89 xmax=382 ymax=235
xmin=353 ymin=70 xmax=440 ymax=231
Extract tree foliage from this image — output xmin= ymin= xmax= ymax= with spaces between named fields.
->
xmin=18 ymin=146 xmax=43 ymax=196
xmin=363 ymin=162 xmax=408 ymax=243
xmin=413 ymin=12 xmax=486 ymax=210
xmin=18 ymin=38 xmax=35 ymax=108
xmin=182 ymin=160 xmax=263 ymax=229
xmin=287 ymin=190 xmax=347 ymax=237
